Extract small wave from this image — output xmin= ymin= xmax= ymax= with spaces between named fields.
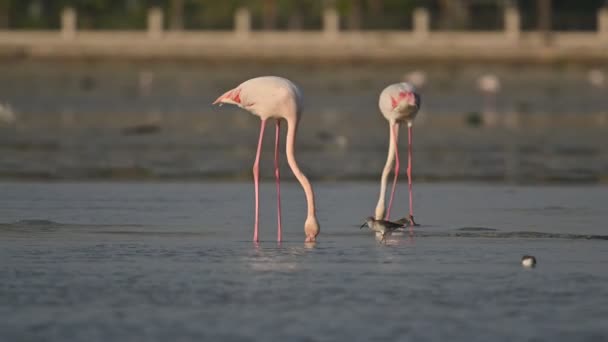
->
xmin=0 ymin=219 xmax=63 ymax=228
xmin=13 ymin=219 xmax=61 ymax=226
xmin=0 ymin=220 xmax=145 ymax=233
xmin=457 ymin=227 xmax=498 ymax=232
xmin=91 ymin=230 xmax=211 ymax=237
xmin=0 ymin=219 xmax=64 ymax=233
xmin=417 ymin=230 xmax=608 ymax=241
xmin=504 ymin=206 xmax=588 ymax=214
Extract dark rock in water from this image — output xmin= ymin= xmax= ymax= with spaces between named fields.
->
xmin=122 ymin=124 xmax=161 ymax=135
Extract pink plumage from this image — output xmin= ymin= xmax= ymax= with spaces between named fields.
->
xmin=213 ymin=76 xmax=319 ymax=243
xmin=374 ymin=82 xmax=421 ymax=227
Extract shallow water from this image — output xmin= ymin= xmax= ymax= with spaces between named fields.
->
xmin=2 ymin=62 xmax=608 ymax=183
xmin=1 ymin=182 xmax=607 ymax=341
xmin=1 ymin=127 xmax=607 ymax=183
xmin=1 ymin=62 xmax=607 ymax=117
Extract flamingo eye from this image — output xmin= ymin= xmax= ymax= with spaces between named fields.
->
xmin=232 ymin=89 xmax=242 ymax=103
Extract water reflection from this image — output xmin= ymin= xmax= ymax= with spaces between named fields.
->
xmin=304 ymin=241 xmax=317 ymax=249
xmin=246 ymin=241 xmax=318 ymax=272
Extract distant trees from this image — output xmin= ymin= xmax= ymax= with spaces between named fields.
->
xmin=0 ymin=0 xmax=605 ymax=31
xmin=169 ymin=0 xmax=183 ymax=30
xmin=0 ymin=0 xmax=8 ymax=28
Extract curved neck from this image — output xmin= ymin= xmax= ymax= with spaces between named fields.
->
xmin=285 ymin=118 xmax=316 ymax=218
xmin=375 ymin=120 xmax=397 ymax=219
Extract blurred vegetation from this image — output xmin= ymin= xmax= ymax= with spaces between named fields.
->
xmin=0 ymin=0 xmax=605 ymax=30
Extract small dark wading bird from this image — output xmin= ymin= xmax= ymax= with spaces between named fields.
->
xmin=361 ymin=216 xmax=409 ymax=242
xmin=213 ymin=76 xmax=320 ymax=243
xmin=374 ymin=82 xmax=421 ymax=226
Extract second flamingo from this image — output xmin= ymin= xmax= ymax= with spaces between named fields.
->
xmin=374 ymin=82 xmax=421 ymax=226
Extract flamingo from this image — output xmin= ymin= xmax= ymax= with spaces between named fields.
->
xmin=374 ymin=82 xmax=421 ymax=226
xmin=213 ymin=76 xmax=320 ymax=243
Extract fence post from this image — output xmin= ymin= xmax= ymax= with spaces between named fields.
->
xmin=413 ymin=8 xmax=429 ymax=40
xmin=599 ymin=7 xmax=608 ymax=40
xmin=323 ymin=7 xmax=339 ymax=39
xmin=148 ymin=7 xmax=164 ymax=39
xmin=235 ymin=8 xmax=251 ymax=38
xmin=504 ymin=5 xmax=520 ymax=42
xmin=61 ymin=7 xmax=77 ymax=40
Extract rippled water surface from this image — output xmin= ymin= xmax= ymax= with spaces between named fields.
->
xmin=1 ymin=182 xmax=608 ymax=341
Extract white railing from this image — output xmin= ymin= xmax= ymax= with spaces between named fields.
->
xmin=0 ymin=6 xmax=606 ymax=60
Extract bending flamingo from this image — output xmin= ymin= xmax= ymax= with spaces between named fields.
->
xmin=374 ymin=82 xmax=421 ymax=226
xmin=213 ymin=76 xmax=320 ymax=243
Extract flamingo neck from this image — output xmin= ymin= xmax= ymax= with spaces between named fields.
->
xmin=285 ymin=118 xmax=316 ymax=219
xmin=375 ymin=120 xmax=397 ymax=219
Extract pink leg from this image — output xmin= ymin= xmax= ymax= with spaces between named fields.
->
xmin=407 ymin=124 xmax=417 ymax=226
xmin=274 ymin=120 xmax=282 ymax=242
xmin=253 ymin=120 xmax=267 ymax=242
xmin=385 ymin=123 xmax=400 ymax=220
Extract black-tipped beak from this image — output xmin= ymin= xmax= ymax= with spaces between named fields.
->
xmin=360 ymin=223 xmax=366 ymax=229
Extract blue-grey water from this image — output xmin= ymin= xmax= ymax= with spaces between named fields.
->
xmin=1 ymin=182 xmax=607 ymax=341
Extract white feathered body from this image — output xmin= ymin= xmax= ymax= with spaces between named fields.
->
xmin=220 ymin=76 xmax=303 ymax=122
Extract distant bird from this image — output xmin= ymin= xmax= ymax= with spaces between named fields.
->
xmin=477 ymin=74 xmax=501 ymax=127
xmin=521 ymin=255 xmax=537 ymax=268
xmin=374 ymin=83 xmax=421 ymax=226
xmin=588 ymin=69 xmax=605 ymax=88
xmin=213 ymin=76 xmax=320 ymax=243
xmin=404 ymin=70 xmax=427 ymax=88
xmin=0 ymin=103 xmax=16 ymax=124
xmin=361 ymin=216 xmax=408 ymax=242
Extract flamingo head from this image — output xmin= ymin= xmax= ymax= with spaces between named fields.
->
xmin=304 ymin=216 xmax=320 ymax=242
xmin=391 ymin=91 xmax=421 ymax=112
xmin=212 ymin=88 xmax=242 ymax=107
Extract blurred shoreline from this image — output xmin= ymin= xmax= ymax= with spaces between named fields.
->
xmin=1 ymin=31 xmax=608 ymax=65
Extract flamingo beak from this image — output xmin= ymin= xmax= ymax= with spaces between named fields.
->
xmin=212 ymin=90 xmax=233 ymax=106
xmin=393 ymin=91 xmax=418 ymax=110
xmin=213 ymin=89 xmax=242 ymax=107
xmin=360 ymin=223 xmax=367 ymax=229
xmin=404 ymin=92 xmax=417 ymax=106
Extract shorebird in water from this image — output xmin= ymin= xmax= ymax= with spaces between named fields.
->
xmin=521 ymin=255 xmax=537 ymax=268
xmin=361 ymin=216 xmax=409 ymax=242
xmin=213 ymin=76 xmax=320 ymax=243
xmin=374 ymin=82 xmax=421 ymax=226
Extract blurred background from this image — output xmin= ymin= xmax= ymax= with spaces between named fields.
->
xmin=0 ymin=0 xmax=607 ymax=183
xmin=0 ymin=0 xmax=606 ymax=31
